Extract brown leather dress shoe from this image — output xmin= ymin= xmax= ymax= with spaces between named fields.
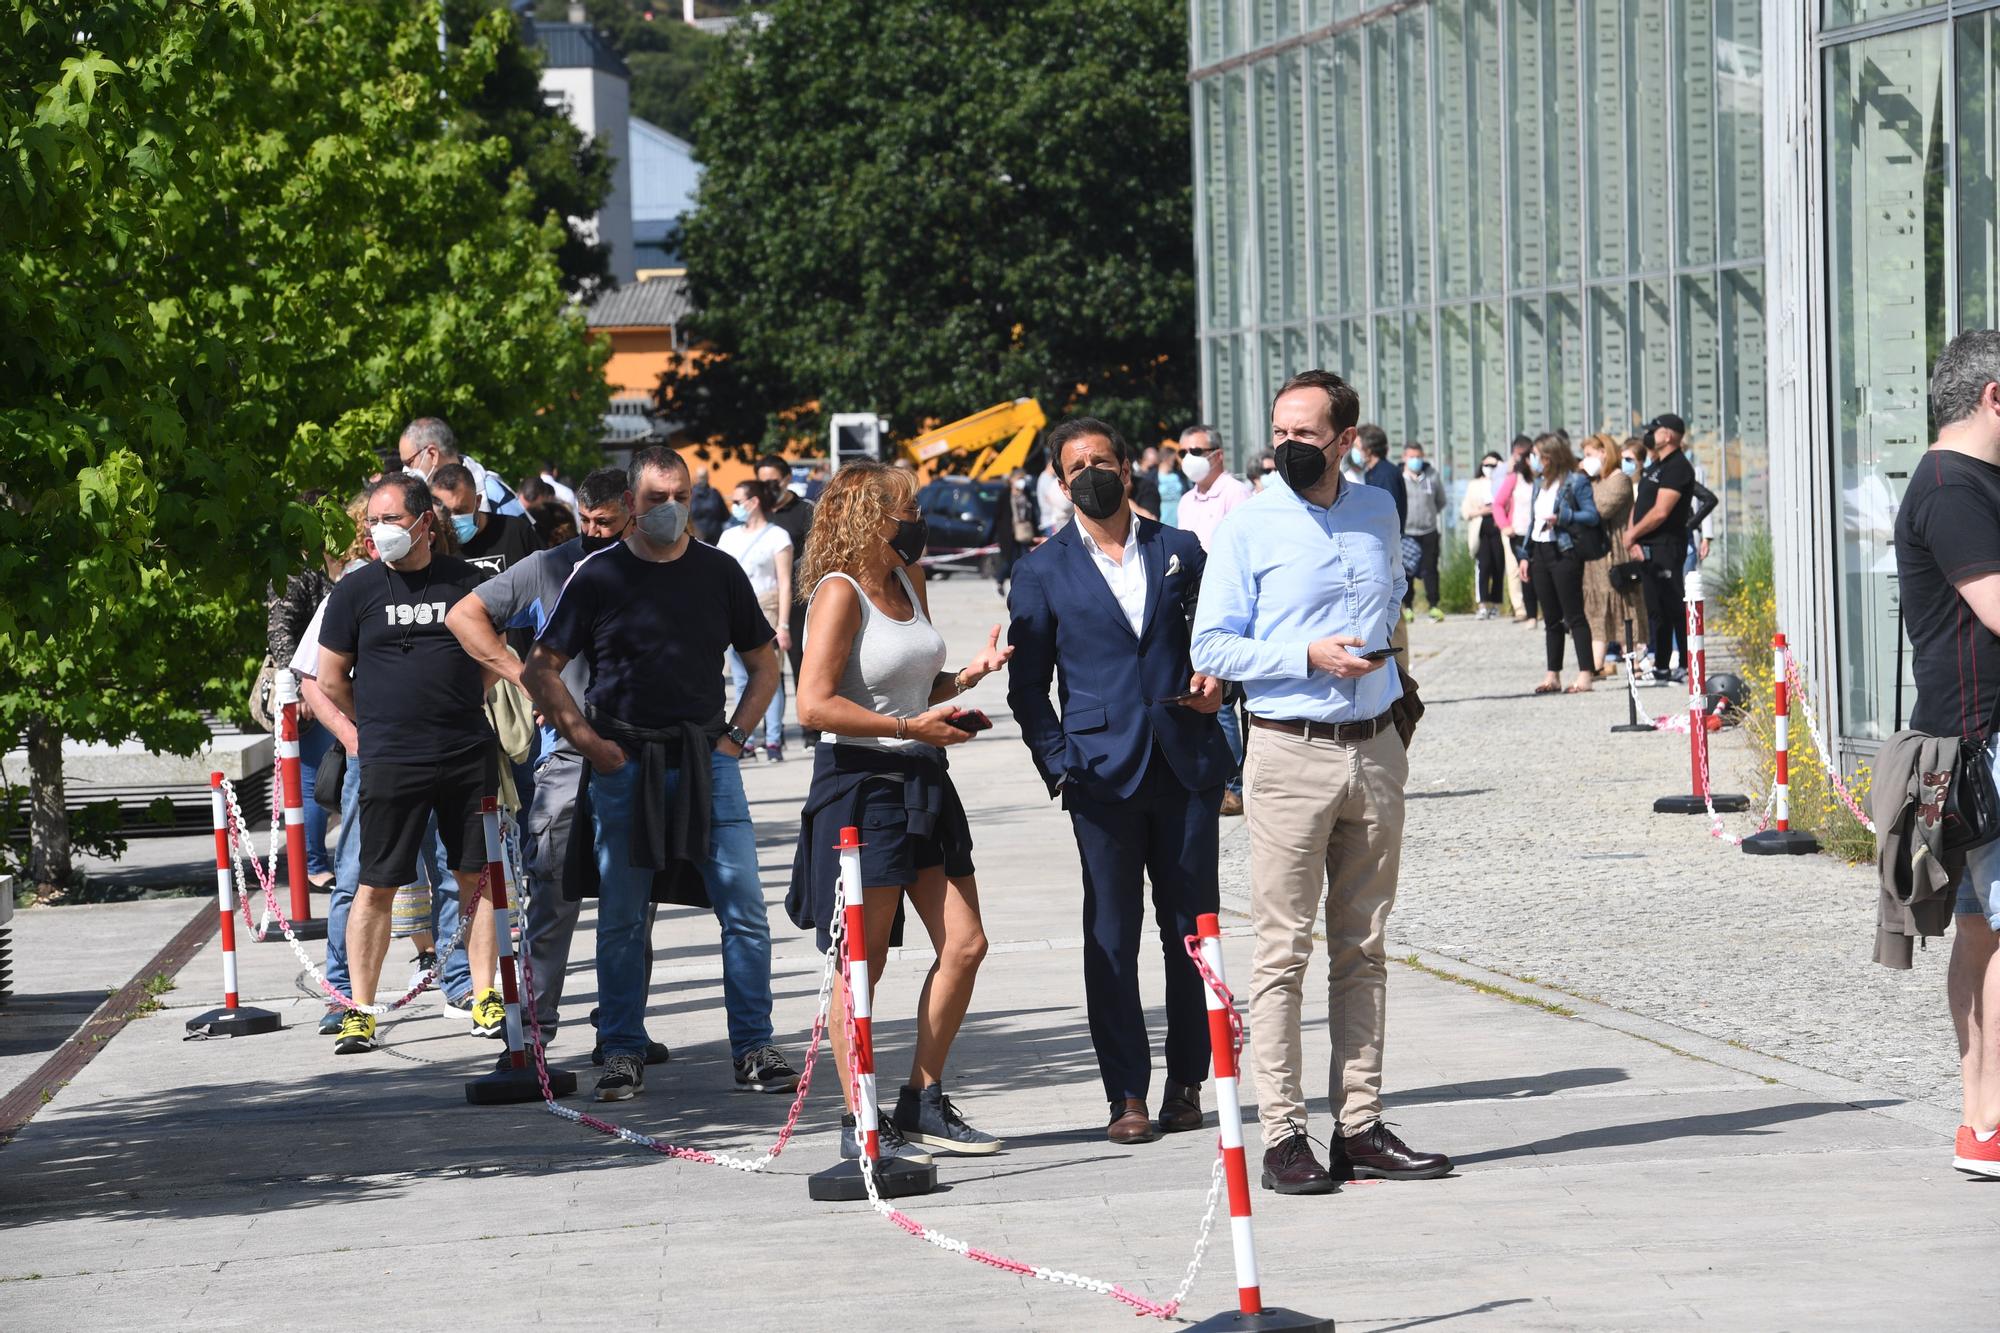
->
xmin=1108 ymin=1098 xmax=1159 ymax=1144
xmin=1337 ymin=1120 xmax=1452 ymax=1181
xmin=1260 ymin=1121 xmax=1336 ymax=1194
xmin=1157 ymin=1080 xmax=1203 ymax=1133
xmin=1219 ymin=790 xmax=1244 ymax=817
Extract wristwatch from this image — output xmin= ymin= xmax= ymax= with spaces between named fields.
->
xmin=725 ymin=724 xmax=752 ymax=750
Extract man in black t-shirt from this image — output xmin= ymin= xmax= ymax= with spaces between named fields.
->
xmin=1626 ymin=413 xmax=1698 ymax=681
xmin=432 ymin=463 xmax=542 ymax=578
xmin=528 ymin=446 xmax=798 ymax=1103
xmin=756 ymin=455 xmax=816 ymax=746
xmin=1892 ymin=329 xmax=2000 ymax=1179
xmin=317 ymin=475 xmax=501 ymax=1055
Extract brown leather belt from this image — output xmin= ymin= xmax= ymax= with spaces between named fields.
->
xmin=1249 ymin=712 xmax=1390 ymax=744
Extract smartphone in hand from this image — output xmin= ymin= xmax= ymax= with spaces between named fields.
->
xmin=945 ymin=709 xmax=993 ymax=734
xmin=1359 ymin=647 xmax=1400 ymax=662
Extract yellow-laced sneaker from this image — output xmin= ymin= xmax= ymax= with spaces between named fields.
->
xmin=471 ymin=988 xmax=506 ymax=1039
xmin=334 ymin=1011 xmax=377 ymax=1055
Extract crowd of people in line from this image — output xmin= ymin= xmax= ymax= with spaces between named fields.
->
xmin=260 ymin=380 xmax=1736 ymax=1193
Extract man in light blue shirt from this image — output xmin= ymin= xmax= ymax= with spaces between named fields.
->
xmin=1192 ymin=368 xmax=1452 ymax=1195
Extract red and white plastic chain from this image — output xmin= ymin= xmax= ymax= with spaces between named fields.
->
xmin=223 ymin=777 xmax=286 ymax=941
xmin=1620 ymin=654 xmax=1693 ymax=733
xmin=1784 ymin=657 xmax=1877 ymax=834
xmin=220 ymin=776 xmax=476 ymax=1014
xmin=512 ymin=811 xmax=838 ymax=1171
xmin=1692 ymin=717 xmax=1779 ymax=847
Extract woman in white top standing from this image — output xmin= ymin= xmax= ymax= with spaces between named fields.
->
xmin=718 ymin=479 xmax=794 ymax=761
xmin=787 ymin=461 xmax=1013 ymax=1160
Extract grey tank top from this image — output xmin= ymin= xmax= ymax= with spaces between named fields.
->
xmin=808 ymin=568 xmax=949 ymax=753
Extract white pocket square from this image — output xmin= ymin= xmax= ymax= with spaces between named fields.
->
xmin=1166 ymin=553 xmax=1182 ymax=576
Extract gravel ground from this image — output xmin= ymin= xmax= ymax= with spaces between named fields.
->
xmin=1218 ymin=612 xmax=1961 ymax=1111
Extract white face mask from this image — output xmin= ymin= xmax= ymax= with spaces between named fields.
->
xmin=1581 ymin=454 xmax=1603 ymax=478
xmin=371 ymin=520 xmax=416 ymax=564
xmin=1180 ymin=453 xmax=1212 ymax=485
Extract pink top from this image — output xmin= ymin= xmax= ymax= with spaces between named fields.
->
xmin=1176 ymin=471 xmax=1255 ymax=551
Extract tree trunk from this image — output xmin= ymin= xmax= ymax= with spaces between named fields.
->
xmin=26 ymin=715 xmax=70 ymax=893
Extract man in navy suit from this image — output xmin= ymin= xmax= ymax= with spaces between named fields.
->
xmin=1006 ymin=417 xmax=1233 ymax=1144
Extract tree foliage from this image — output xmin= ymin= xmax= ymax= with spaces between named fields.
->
xmin=1 ymin=0 xmax=609 ymax=880
xmin=663 ymin=0 xmax=1197 ymax=453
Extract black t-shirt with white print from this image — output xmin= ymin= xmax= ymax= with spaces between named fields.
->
xmin=318 ymin=554 xmax=491 ymax=765
xmin=1895 ymin=448 xmax=2000 ymax=740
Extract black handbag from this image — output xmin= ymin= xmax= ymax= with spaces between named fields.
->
xmin=315 ymin=744 xmax=347 ymax=812
xmin=1609 ymin=559 xmax=1646 ymax=591
xmin=1942 ymin=737 xmax=2000 ymax=855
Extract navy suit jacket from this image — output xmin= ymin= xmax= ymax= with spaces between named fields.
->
xmin=1006 ymin=515 xmax=1232 ymax=802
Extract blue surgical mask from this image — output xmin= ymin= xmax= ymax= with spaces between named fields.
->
xmin=451 ymin=513 xmax=478 ymax=543
xmin=1405 ymin=457 xmax=1425 ymax=473
xmin=1348 ymin=446 xmax=1367 ymax=469
xmin=1621 ymin=459 xmax=1639 ymax=477
xmin=730 ymin=502 xmax=750 ymax=523
xmin=1529 ymin=455 xmax=1545 ymax=476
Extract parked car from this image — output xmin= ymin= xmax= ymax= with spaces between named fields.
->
xmin=916 ymin=476 xmax=1006 ymax=578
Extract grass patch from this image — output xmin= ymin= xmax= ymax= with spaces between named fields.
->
xmin=1397 ymin=953 xmax=1576 ymax=1017
xmin=1438 ymin=534 xmax=1475 ymax=614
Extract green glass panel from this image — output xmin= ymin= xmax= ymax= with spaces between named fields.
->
xmin=1719 ymin=267 xmax=1766 ymax=573
xmin=1962 ymin=10 xmax=2000 ymax=332
xmin=1311 ymin=36 xmax=1368 ymax=316
xmin=1716 ymin=0 xmax=1762 ymax=263
xmin=1629 ymin=0 xmax=1672 ymax=272
xmin=1586 ymin=0 xmax=1630 ymax=279
xmin=1676 ymin=0 xmax=1718 ymax=265
xmin=1589 ymin=284 xmax=1633 ymax=436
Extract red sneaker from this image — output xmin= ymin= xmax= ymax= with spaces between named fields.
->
xmin=1953 ymin=1125 xmax=2000 ymax=1178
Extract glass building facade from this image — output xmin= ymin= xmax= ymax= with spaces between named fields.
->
xmin=1188 ymin=1 xmax=1767 ymax=568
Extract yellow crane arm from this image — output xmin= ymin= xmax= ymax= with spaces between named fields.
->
xmin=905 ymin=398 xmax=1047 ymax=479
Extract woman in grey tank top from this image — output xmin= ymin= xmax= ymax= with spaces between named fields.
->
xmin=791 ymin=462 xmax=1014 ymax=1159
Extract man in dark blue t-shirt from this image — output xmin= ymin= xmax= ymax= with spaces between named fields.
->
xmin=527 ymin=446 xmax=798 ymax=1104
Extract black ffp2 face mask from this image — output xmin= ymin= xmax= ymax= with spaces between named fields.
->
xmin=1068 ymin=466 xmax=1126 ymax=520
xmin=1275 ymin=439 xmax=1333 ymax=491
xmin=888 ymin=517 xmax=929 ymax=566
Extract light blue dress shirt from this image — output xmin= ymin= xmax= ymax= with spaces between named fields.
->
xmin=1191 ymin=474 xmax=1406 ymax=724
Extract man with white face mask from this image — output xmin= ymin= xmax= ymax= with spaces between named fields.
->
xmin=525 ymin=446 xmax=798 ymax=1104
xmin=315 ymin=474 xmax=503 ymax=1054
xmin=1174 ymin=424 xmax=1255 ymax=816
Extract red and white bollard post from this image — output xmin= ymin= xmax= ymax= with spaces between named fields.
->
xmin=1188 ymin=913 xmax=1333 ymax=1333
xmin=1655 ymin=571 xmax=1749 ymax=815
xmin=186 ymin=773 xmax=281 ymax=1037
xmin=1744 ymin=633 xmax=1821 ymax=855
xmin=268 ymin=671 xmax=326 ymax=940
xmin=810 ymin=825 xmax=936 ymax=1201
xmin=468 ymin=798 xmax=576 ymax=1103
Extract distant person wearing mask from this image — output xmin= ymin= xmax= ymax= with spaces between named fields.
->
xmin=756 ymin=455 xmax=817 ymax=746
xmin=1253 ymin=448 xmax=1278 ymax=491
xmin=1400 ymin=443 xmax=1447 ymax=622
xmin=689 ymin=465 xmax=728 ymax=544
xmin=1352 ymin=425 xmax=1408 ymax=532
xmin=1175 ymin=424 xmax=1255 ymax=818
xmin=397 ymin=417 xmax=522 ymax=517
xmin=1154 ymin=443 xmax=1187 ymax=528
xmin=1130 ymin=444 xmax=1163 ymax=520
xmin=431 ymin=465 xmax=542 ymax=579
xmin=1460 ymin=451 xmax=1506 ymax=619
xmin=718 ymin=479 xmax=795 ymax=762
xmin=1036 ymin=455 xmax=1074 ymax=536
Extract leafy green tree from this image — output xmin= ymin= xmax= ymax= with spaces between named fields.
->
xmin=1 ymin=0 xmax=608 ymax=890
xmin=663 ymin=0 xmax=1197 ymax=453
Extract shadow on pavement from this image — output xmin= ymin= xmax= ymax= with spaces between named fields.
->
xmin=1453 ymin=1099 xmax=1899 ymax=1167
xmin=1362 ymin=1298 xmax=1538 ymax=1330
xmin=1386 ymin=1066 xmax=1629 ymax=1105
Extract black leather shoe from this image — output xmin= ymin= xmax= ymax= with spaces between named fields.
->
xmin=1157 ymin=1081 xmax=1203 ymax=1133
xmin=1338 ymin=1120 xmax=1453 ymax=1181
xmin=1260 ymin=1121 xmax=1337 ymax=1195
xmin=1108 ymin=1098 xmax=1159 ymax=1144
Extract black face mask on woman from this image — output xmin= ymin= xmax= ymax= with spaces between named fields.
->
xmin=1068 ymin=466 xmax=1126 ymax=520
xmin=888 ymin=517 xmax=929 ymax=566
xmin=1274 ymin=439 xmax=1334 ymax=492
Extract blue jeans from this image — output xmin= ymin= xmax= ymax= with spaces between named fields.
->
xmin=727 ymin=648 xmax=785 ymax=749
xmin=298 ymin=721 xmax=336 ymax=877
xmin=1217 ymin=697 xmax=1245 ymax=795
xmin=589 ymin=751 xmax=772 ymax=1061
xmin=326 ymin=756 xmax=467 ymax=1002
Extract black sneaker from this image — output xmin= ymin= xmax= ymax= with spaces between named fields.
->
xmin=893 ymin=1082 xmax=1003 ymax=1155
xmin=595 ymin=1053 xmax=643 ymax=1102
xmin=839 ymin=1112 xmax=934 ymax=1166
xmin=588 ymin=1008 xmax=671 ymax=1066
xmin=318 ymin=1006 xmax=345 ymax=1037
xmin=734 ymin=1045 xmax=800 ymax=1093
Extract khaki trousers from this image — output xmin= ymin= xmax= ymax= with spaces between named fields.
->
xmin=1241 ymin=723 xmax=1407 ymax=1140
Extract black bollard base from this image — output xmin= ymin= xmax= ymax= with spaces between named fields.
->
xmin=1610 ymin=722 xmax=1656 ymax=733
xmin=1743 ymin=828 xmax=1822 ymax=857
xmin=186 ymin=1005 xmax=283 ymax=1038
xmin=807 ymin=1155 xmax=938 ymax=1202
xmin=1654 ymin=792 xmax=1750 ymax=814
xmin=260 ymin=916 xmax=327 ymax=942
xmin=465 ymin=1063 xmax=576 ymax=1105
xmin=1188 ymin=1307 xmax=1336 ymax=1332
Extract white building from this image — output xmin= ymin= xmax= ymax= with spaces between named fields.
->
xmin=535 ymin=8 xmax=635 ymax=284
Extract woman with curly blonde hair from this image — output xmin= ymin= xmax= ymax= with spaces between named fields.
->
xmin=787 ymin=460 xmax=1013 ymax=1161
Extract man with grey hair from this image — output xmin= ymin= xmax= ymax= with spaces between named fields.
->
xmin=1174 ymin=423 xmax=1254 ymax=816
xmin=398 ymin=416 xmax=524 ymax=517
xmin=1892 ymin=328 xmax=2000 ymax=1179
